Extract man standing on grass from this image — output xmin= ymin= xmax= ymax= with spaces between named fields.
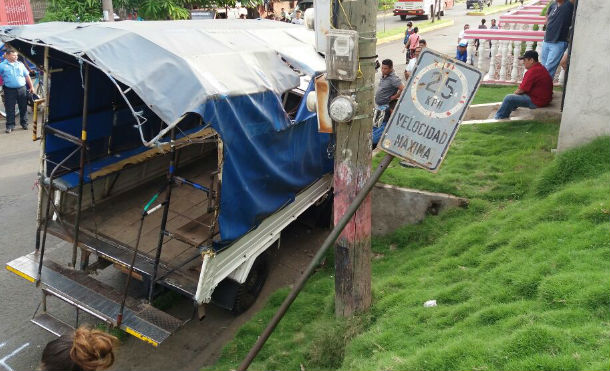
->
xmin=494 ymin=51 xmax=553 ymax=119
xmin=0 ymin=49 xmax=34 ymax=133
xmin=541 ymin=0 xmax=574 ymax=78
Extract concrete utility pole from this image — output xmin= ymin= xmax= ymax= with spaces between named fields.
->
xmin=331 ymin=0 xmax=376 ymax=317
xmin=102 ymin=0 xmax=114 ymax=21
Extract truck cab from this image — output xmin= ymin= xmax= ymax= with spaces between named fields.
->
xmin=393 ymin=0 xmax=445 ymax=20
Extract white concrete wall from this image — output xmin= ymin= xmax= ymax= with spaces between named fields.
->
xmin=557 ymin=0 xmax=610 ymax=151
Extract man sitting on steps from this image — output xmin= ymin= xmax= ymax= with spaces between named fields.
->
xmin=494 ymin=50 xmax=553 ymax=120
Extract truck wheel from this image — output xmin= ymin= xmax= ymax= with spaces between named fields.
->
xmin=232 ymin=253 xmax=269 ymax=314
xmin=400 ymin=15 xmax=406 ymax=20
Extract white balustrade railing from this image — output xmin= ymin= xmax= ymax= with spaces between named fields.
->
xmin=459 ymin=0 xmax=566 ymax=85
xmin=462 ymin=28 xmax=563 ymax=85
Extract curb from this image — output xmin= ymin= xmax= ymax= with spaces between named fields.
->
xmin=377 ymin=19 xmax=455 ymax=45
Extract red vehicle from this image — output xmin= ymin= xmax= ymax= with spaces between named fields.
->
xmin=393 ymin=0 xmax=446 ymax=20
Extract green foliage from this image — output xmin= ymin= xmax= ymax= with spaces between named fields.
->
xmin=541 ymin=1 xmax=551 ymax=16
xmin=42 ymin=0 xmax=102 ymax=22
xmin=208 ymin=122 xmax=610 ymax=371
xmin=378 ymin=0 xmax=393 ymax=11
xmin=138 ymin=0 xmax=190 ymax=20
xmin=42 ymin=0 xmax=263 ymax=22
xmin=95 ymin=323 xmax=129 ymax=342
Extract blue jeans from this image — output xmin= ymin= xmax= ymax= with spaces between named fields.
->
xmin=540 ymin=41 xmax=567 ymax=78
xmin=494 ymin=94 xmax=537 ymax=119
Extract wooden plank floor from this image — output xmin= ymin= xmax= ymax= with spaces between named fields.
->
xmin=76 ymin=156 xmax=218 ymax=274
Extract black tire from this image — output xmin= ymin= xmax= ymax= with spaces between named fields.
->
xmin=440 ymin=10 xmax=445 ymax=16
xmin=232 ymin=254 xmax=269 ymax=314
xmin=400 ymin=14 xmax=406 ymax=20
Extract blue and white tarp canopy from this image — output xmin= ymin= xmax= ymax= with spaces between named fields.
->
xmin=0 ymin=20 xmax=332 ymax=246
xmin=0 ymin=19 xmax=325 ymax=138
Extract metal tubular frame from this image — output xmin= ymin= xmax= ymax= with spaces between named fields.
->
xmin=71 ymin=64 xmax=90 ymax=268
xmin=148 ymin=128 xmax=177 ymax=302
xmin=37 ymin=146 xmax=82 ymax=282
xmin=35 ymin=46 xmax=50 ymax=251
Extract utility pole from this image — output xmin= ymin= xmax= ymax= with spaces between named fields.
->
xmin=102 ymin=0 xmax=114 ymax=21
xmin=331 ymin=0 xmax=376 ymax=317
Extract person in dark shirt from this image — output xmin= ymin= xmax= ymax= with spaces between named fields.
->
xmin=541 ymin=0 xmax=574 ymax=78
xmin=375 ymin=59 xmax=404 ymax=122
xmin=475 ymin=18 xmax=487 ymax=55
xmin=494 ymin=50 xmax=553 ymax=119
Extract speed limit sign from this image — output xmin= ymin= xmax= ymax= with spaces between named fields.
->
xmin=379 ymin=49 xmax=482 ymax=172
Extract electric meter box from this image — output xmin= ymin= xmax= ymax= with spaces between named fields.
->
xmin=325 ymin=29 xmax=359 ymax=81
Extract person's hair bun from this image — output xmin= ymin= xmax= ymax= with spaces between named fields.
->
xmin=70 ymin=327 xmax=117 ymax=370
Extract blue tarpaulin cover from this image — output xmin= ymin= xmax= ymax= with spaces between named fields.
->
xmin=199 ymin=84 xmax=333 ymax=245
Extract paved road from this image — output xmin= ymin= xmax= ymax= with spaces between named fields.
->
xmin=376 ymin=1 xmax=482 ymax=79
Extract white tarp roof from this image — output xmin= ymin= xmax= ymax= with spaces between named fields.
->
xmin=0 ymin=20 xmax=325 ymax=126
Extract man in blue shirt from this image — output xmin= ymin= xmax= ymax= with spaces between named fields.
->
xmin=0 ymin=49 xmax=34 ymax=133
xmin=541 ymin=0 xmax=574 ymax=78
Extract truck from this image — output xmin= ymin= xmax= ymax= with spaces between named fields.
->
xmin=393 ymin=0 xmax=446 ymax=20
xmin=3 ymin=19 xmax=333 ymax=347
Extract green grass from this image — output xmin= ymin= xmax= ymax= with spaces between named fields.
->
xmin=473 ymin=85 xmax=520 ymax=105
xmin=375 ymin=120 xmax=559 ymax=200
xmin=377 ymin=19 xmax=453 ymax=40
xmin=207 ymin=125 xmax=610 ymax=371
xmin=473 ymin=85 xmax=564 ymax=105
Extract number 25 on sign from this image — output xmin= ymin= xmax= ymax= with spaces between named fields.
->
xmin=380 ymin=49 xmax=482 ymax=172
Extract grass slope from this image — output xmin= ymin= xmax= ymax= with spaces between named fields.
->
xmin=208 ymin=125 xmax=609 ymax=371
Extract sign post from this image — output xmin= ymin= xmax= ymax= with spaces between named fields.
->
xmin=237 ymin=49 xmax=481 ymax=370
xmin=379 ymin=49 xmax=482 ymax=172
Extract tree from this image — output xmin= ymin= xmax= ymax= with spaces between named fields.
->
xmin=42 ymin=0 xmax=102 ymax=22
xmin=42 ymin=0 xmax=263 ymax=22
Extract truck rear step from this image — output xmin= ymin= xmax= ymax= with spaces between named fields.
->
xmin=31 ymin=313 xmax=74 ymax=337
xmin=7 ymin=253 xmax=184 ymax=346
xmin=46 ymin=220 xmax=198 ymax=297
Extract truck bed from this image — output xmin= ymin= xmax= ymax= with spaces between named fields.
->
xmin=65 ymin=156 xmax=219 ymax=285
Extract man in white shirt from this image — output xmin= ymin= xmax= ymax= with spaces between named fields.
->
xmin=404 ymin=46 xmax=422 ymax=81
xmin=458 ymin=24 xmax=470 ymax=44
xmin=291 ymin=10 xmax=304 ymax=24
